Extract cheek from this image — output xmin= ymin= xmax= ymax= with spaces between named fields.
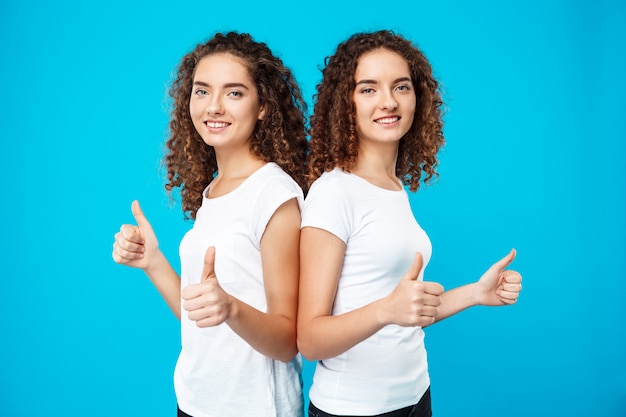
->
xmin=353 ymin=103 xmax=367 ymax=125
xmin=404 ymin=100 xmax=416 ymax=122
xmin=189 ymin=103 xmax=204 ymax=128
xmin=188 ymin=102 xmax=205 ymax=133
xmin=189 ymin=99 xmax=201 ymax=119
xmin=406 ymin=101 xmax=416 ymax=118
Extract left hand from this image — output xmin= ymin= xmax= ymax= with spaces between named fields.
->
xmin=473 ymin=249 xmax=522 ymax=306
xmin=181 ymin=246 xmax=232 ymax=327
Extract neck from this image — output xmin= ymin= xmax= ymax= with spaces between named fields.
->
xmin=351 ymin=141 xmax=401 ymax=191
xmin=207 ymin=147 xmax=266 ymax=198
xmin=355 ymin=140 xmax=398 ymax=177
xmin=214 ymin=146 xmax=265 ymax=180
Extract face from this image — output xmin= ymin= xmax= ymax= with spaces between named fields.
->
xmin=352 ymin=48 xmax=416 ymax=147
xmin=189 ymin=53 xmax=265 ymax=150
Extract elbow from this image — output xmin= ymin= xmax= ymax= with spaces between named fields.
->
xmin=276 ymin=344 xmax=299 ymax=363
xmin=297 ymin=318 xmax=328 ymax=361
xmin=297 ymin=333 xmax=322 ymax=362
xmin=275 ymin=330 xmax=299 ymax=363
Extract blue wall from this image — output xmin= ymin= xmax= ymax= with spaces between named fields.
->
xmin=1 ymin=0 xmax=624 ymax=416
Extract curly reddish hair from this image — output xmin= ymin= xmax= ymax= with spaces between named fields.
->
xmin=165 ymin=32 xmax=308 ymax=219
xmin=307 ymin=30 xmax=444 ymax=191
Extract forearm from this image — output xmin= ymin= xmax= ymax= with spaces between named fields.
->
xmin=429 ymin=283 xmax=478 ymax=326
xmin=226 ymin=298 xmax=298 ymax=363
xmin=428 ymin=250 xmax=522 ymax=325
xmin=144 ymin=251 xmax=181 ymax=319
xmin=297 ymin=299 xmax=386 ymax=361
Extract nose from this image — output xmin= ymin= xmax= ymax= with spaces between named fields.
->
xmin=205 ymin=95 xmax=224 ymax=115
xmin=380 ymin=90 xmax=398 ymax=111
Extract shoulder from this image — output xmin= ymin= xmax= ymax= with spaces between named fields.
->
xmin=304 ymin=169 xmax=356 ymax=213
xmin=245 ymin=163 xmax=302 ymax=197
xmin=302 ymin=169 xmax=356 ymax=241
xmin=253 ymin=163 xmax=304 ymax=209
xmin=307 ymin=168 xmax=367 ymax=203
xmin=309 ymin=168 xmax=351 ymax=192
xmin=259 ymin=163 xmax=302 ymax=190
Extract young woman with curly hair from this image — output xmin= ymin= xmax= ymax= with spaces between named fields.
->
xmin=298 ymin=30 xmax=523 ymax=417
xmin=112 ymin=32 xmax=307 ymax=417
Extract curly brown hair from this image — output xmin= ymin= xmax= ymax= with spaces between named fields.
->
xmin=307 ymin=30 xmax=444 ymax=192
xmin=164 ymin=32 xmax=309 ymax=219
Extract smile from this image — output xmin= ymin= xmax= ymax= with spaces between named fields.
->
xmin=205 ymin=121 xmax=230 ymax=128
xmin=375 ymin=117 xmax=399 ymax=124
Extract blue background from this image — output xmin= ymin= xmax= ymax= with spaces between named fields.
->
xmin=1 ymin=0 xmax=624 ymax=416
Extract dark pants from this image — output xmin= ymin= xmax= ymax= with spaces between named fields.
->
xmin=308 ymin=387 xmax=432 ymax=417
xmin=177 ymin=405 xmax=192 ymax=417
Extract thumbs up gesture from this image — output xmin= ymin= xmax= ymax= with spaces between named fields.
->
xmin=182 ymin=246 xmax=232 ymax=327
xmin=112 ymin=200 xmax=160 ymax=270
xmin=382 ymin=253 xmax=445 ymax=327
xmin=473 ymin=249 xmax=523 ymax=306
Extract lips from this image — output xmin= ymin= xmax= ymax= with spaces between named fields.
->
xmin=374 ymin=116 xmax=399 ymax=125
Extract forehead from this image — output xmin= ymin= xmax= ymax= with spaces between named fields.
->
xmin=194 ymin=52 xmax=253 ymax=83
xmin=354 ymin=48 xmax=410 ymax=80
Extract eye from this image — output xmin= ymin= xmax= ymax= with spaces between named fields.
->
xmin=396 ymin=84 xmax=411 ymax=92
xmin=194 ymin=89 xmax=209 ymax=96
xmin=360 ymin=87 xmax=375 ymax=95
xmin=228 ymin=90 xmax=243 ymax=98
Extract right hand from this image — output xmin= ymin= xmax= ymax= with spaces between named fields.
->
xmin=382 ymin=253 xmax=444 ymax=327
xmin=112 ymin=200 xmax=159 ymax=270
xmin=182 ymin=247 xmax=233 ymax=328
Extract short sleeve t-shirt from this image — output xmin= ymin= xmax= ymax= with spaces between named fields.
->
xmin=301 ymin=168 xmax=431 ymax=415
xmin=175 ymin=163 xmax=304 ymax=417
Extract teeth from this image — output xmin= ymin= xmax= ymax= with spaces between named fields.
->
xmin=376 ymin=117 xmax=399 ymax=124
xmin=206 ymin=121 xmax=229 ymax=128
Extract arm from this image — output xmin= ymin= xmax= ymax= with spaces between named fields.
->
xmin=297 ymin=227 xmax=444 ymax=361
xmin=182 ymin=198 xmax=301 ymax=363
xmin=427 ymin=249 xmax=522 ymax=326
xmin=112 ymin=200 xmax=181 ymax=318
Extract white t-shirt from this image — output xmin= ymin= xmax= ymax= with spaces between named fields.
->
xmin=301 ymin=168 xmax=432 ymax=416
xmin=175 ymin=163 xmax=304 ymax=417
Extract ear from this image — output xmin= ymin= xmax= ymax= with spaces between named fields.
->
xmin=258 ymin=103 xmax=267 ymax=121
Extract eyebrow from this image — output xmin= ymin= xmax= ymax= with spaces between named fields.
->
xmin=355 ymin=77 xmax=412 ymax=86
xmin=192 ymin=81 xmax=250 ymax=90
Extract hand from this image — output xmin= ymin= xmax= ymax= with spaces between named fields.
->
xmin=473 ymin=249 xmax=523 ymax=306
xmin=112 ymin=200 xmax=160 ymax=270
xmin=182 ymin=247 xmax=232 ymax=327
xmin=382 ymin=253 xmax=445 ymax=327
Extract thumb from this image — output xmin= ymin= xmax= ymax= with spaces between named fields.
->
xmin=493 ymin=248 xmax=516 ymax=270
xmin=402 ymin=252 xmax=424 ymax=281
xmin=131 ymin=200 xmax=152 ymax=231
xmin=202 ymin=246 xmax=217 ymax=282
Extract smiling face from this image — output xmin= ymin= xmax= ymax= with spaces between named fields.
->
xmin=189 ymin=53 xmax=266 ymax=151
xmin=352 ymin=48 xmax=416 ymax=148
